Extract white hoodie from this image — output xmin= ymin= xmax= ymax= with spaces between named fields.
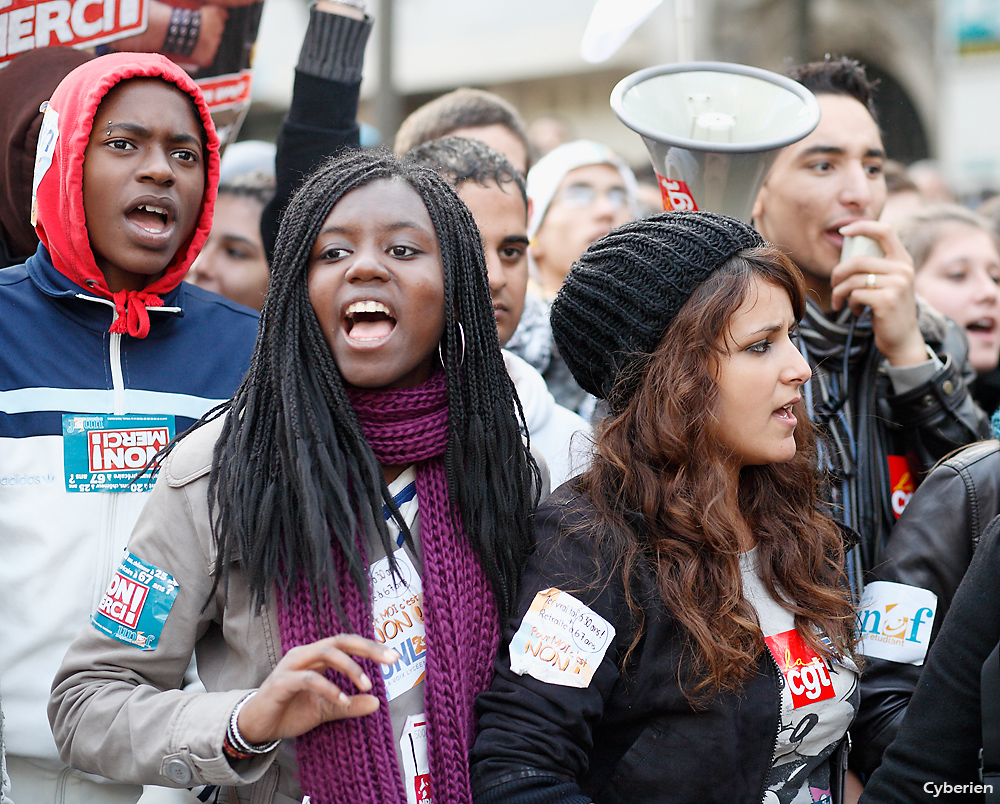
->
xmin=504 ymin=350 xmax=592 ymax=490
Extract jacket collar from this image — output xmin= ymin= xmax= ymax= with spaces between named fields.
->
xmin=26 ymin=244 xmax=185 ymax=320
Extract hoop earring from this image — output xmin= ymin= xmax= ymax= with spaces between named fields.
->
xmin=438 ymin=321 xmax=465 ymax=368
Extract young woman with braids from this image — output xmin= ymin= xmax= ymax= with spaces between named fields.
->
xmin=49 ymin=148 xmax=540 ymax=804
xmin=470 ymin=211 xmax=860 ymax=804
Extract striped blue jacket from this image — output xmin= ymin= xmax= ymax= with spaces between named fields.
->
xmin=0 ymin=245 xmax=258 ymax=765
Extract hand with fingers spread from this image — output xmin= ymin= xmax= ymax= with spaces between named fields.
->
xmin=830 ymin=219 xmax=929 ymax=368
xmin=236 ymin=635 xmax=399 ymax=746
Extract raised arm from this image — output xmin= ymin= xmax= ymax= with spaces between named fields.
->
xmin=261 ymin=1 xmax=373 ymax=261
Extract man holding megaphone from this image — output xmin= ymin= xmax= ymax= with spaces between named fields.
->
xmin=751 ymin=56 xmax=989 ymax=595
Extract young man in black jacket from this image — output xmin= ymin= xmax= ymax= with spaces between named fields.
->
xmin=753 ymin=55 xmax=990 ymax=594
xmin=752 ymin=55 xmax=991 ymax=784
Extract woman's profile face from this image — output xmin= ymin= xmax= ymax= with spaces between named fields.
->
xmin=710 ymin=276 xmax=811 ymax=472
xmin=913 ymin=222 xmax=1000 ymax=374
xmin=307 ymin=177 xmax=446 ymax=389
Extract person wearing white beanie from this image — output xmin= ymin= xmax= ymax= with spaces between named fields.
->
xmin=526 ymin=139 xmax=639 ymax=298
xmin=506 ymin=140 xmax=639 ymax=420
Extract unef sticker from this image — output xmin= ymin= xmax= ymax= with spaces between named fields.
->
xmin=30 ymin=101 xmax=59 ymax=227
xmin=656 ymin=175 xmax=698 ymax=212
xmin=399 ymin=714 xmax=432 ymax=804
xmin=857 ymin=581 xmax=937 ymax=665
xmin=887 ymin=455 xmax=917 ymax=519
xmin=370 ymin=549 xmax=426 ymax=701
xmin=508 ymin=588 xmax=615 ymax=689
xmin=764 ymin=629 xmax=836 ymax=709
xmin=63 ymin=414 xmax=174 ymax=492
xmin=92 ymin=551 xmax=179 ymax=650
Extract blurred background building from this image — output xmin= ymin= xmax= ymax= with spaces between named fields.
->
xmin=242 ymin=0 xmax=1000 ymax=202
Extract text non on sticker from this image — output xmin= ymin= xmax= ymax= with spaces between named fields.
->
xmin=508 ymin=588 xmax=615 ymax=689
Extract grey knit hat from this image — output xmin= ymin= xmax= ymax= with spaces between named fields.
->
xmin=550 ymin=210 xmax=764 ymax=406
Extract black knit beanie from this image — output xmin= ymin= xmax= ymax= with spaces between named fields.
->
xmin=550 ymin=210 xmax=764 ymax=407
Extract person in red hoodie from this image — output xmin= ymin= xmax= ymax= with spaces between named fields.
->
xmin=0 ymin=52 xmax=259 ymax=803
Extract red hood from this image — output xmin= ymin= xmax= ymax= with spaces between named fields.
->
xmin=32 ymin=53 xmax=220 ymax=337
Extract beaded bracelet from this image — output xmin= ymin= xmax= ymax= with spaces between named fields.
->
xmin=163 ymin=7 xmax=201 ymax=58
xmin=222 ymin=732 xmax=253 ymax=761
xmin=224 ymin=691 xmax=280 ymax=759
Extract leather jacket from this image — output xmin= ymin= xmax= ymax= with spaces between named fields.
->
xmin=799 ymin=300 xmax=991 ymax=591
xmin=858 ymin=517 xmax=1000 ymax=803
xmin=851 ymin=438 xmax=1000 ymax=778
xmin=880 ymin=437 xmax=1000 ymax=619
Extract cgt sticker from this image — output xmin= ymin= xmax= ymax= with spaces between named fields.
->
xmin=92 ymin=551 xmax=178 ymax=650
xmin=765 ymin=629 xmax=835 ymax=709
xmin=887 ymin=455 xmax=916 ymax=519
xmin=656 ymin=175 xmax=698 ymax=212
xmin=856 ymin=581 xmax=937 ymax=665
xmin=509 ymin=588 xmax=615 ymax=689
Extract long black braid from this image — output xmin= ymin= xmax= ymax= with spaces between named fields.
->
xmin=205 ymin=147 xmax=539 ymax=622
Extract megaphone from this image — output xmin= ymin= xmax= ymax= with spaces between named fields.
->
xmin=610 ymin=62 xmax=820 ymax=222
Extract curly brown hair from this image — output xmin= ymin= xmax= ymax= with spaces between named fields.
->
xmin=576 ymin=245 xmax=857 ymax=699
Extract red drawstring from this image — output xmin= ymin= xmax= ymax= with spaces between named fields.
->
xmin=108 ymin=289 xmax=164 ymax=339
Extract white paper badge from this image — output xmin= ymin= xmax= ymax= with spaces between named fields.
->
xmin=857 ymin=581 xmax=937 ymax=665
xmin=370 ymin=548 xmax=426 ymax=701
xmin=509 ymin=588 xmax=615 ymax=688
xmin=31 ymin=102 xmax=59 ymax=227
xmin=399 ymin=714 xmax=432 ymax=804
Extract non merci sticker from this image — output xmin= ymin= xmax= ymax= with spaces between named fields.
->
xmin=92 ymin=551 xmax=178 ymax=650
xmin=509 ymin=588 xmax=615 ymax=688
xmin=63 ymin=414 xmax=173 ymax=492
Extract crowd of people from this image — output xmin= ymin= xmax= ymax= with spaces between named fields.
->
xmin=3 ymin=2 xmax=1000 ymax=803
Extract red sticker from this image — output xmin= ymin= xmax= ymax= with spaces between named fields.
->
xmin=656 ymin=175 xmax=699 ymax=212
xmin=887 ymin=455 xmax=916 ymax=519
xmin=0 ymin=0 xmax=148 ymax=68
xmin=413 ymin=774 xmax=431 ymax=803
xmin=88 ymin=427 xmax=170 ymax=472
xmin=196 ymin=70 xmax=254 ymax=113
xmin=97 ymin=571 xmax=149 ymax=629
xmin=765 ymin=629 xmax=835 ymax=709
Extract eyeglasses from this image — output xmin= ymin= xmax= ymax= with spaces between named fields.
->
xmin=554 ymin=183 xmax=629 ymax=210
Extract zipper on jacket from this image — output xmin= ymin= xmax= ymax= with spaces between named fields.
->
xmin=101 ymin=326 xmax=125 ymax=607
xmin=757 ymin=648 xmax=782 ymax=804
xmin=756 ymin=649 xmax=852 ymax=804
xmin=110 ymin=331 xmax=125 ymax=415
xmin=95 ymin=491 xmax=121 ymax=608
xmin=839 ymin=731 xmax=851 ymax=801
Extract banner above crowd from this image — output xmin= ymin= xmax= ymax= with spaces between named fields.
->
xmin=0 ymin=0 xmax=261 ymax=147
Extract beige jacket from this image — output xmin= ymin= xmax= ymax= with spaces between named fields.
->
xmin=48 ymin=417 xmax=301 ymax=804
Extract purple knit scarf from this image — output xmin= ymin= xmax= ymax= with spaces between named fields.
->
xmin=276 ymin=371 xmax=500 ymax=804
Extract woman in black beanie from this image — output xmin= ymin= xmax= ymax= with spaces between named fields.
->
xmin=471 ymin=210 xmax=860 ymax=804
